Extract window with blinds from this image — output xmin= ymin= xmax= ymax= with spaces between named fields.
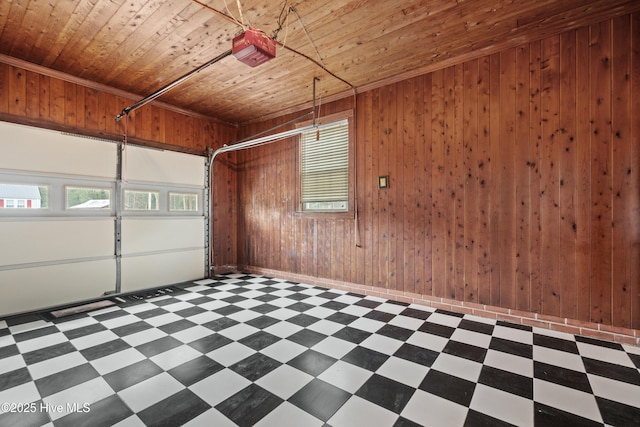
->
xmin=300 ymin=119 xmax=350 ymax=212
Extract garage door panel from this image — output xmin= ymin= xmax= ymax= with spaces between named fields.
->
xmin=0 ymin=260 xmax=116 ymax=317
xmin=121 ymin=218 xmax=204 ymax=255
xmin=121 ymin=250 xmax=204 ymax=293
xmin=0 ymin=120 xmax=207 ymax=317
xmin=0 ymin=122 xmax=116 ymax=178
xmin=0 ymin=220 xmax=114 ymax=266
xmin=124 ymin=145 xmax=204 ymax=186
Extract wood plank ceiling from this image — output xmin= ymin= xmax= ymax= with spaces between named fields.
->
xmin=1 ymin=0 xmax=639 ymax=124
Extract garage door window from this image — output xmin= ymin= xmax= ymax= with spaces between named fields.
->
xmin=124 ymin=190 xmax=159 ymax=211
xmin=0 ymin=183 xmax=47 ymax=209
xmin=66 ymin=186 xmax=111 ymax=209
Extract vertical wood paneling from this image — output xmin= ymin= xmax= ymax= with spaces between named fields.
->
xmin=431 ymin=69 xmax=446 ymax=298
xmin=559 ymin=31 xmax=578 ymax=320
xmin=254 ymin=146 xmax=266 ymax=268
xmin=371 ymin=89 xmax=381 ymax=288
xmin=49 ymin=77 xmax=65 ymax=124
xmin=298 ymin=217 xmax=310 ymax=277
xmin=84 ymin=87 xmax=98 ymax=130
xmin=529 ymin=41 xmax=543 ymax=314
xmin=38 ymin=74 xmax=50 ymax=122
xmin=290 ymin=137 xmax=300 ymax=276
xmin=260 ymin=147 xmax=269 ymax=269
xmin=64 ymin=81 xmax=76 ymax=127
xmin=453 ymin=64 xmax=465 ymax=302
xmin=590 ymin=20 xmax=613 ymax=325
xmin=355 ymin=94 xmax=365 ymax=284
xmin=515 ymin=45 xmax=531 ymax=311
xmin=631 ymin=13 xmax=640 ymax=330
xmin=611 ymin=15 xmax=633 ymax=328
xmin=575 ymin=27 xmax=592 ymax=323
xmin=9 ymin=66 xmax=26 ymax=117
xmin=476 ymin=56 xmax=492 ymax=305
xmin=241 ymin=146 xmax=253 ymax=267
xmin=320 ymin=218 xmax=331 ymax=278
xmin=414 ymin=75 xmax=427 ymax=297
xmin=499 ymin=49 xmax=516 ymax=309
xmin=489 ymin=53 xmax=501 ymax=307
xmin=389 ymin=83 xmax=400 ymax=291
xmin=0 ymin=61 xmax=234 ymax=154
xmin=402 ymin=78 xmax=415 ymax=295
xmin=212 ymin=150 xmax=234 ymax=268
xmin=0 ymin=60 xmax=239 ymax=275
xmin=392 ymin=82 xmax=403 ymax=292
xmin=422 ymin=74 xmax=434 ymax=297
xmin=272 ymin=140 xmax=282 ymax=270
xmin=338 ymin=218 xmax=346 ymax=282
xmin=26 ymin=70 xmax=39 ymax=120
xmin=104 ymin=95 xmax=122 ymax=137
xmin=346 ymin=218 xmax=355 ymax=284
xmin=75 ymin=86 xmax=85 ymax=129
xmin=463 ymin=59 xmax=479 ymax=304
xmin=131 ymin=107 xmax=147 ymax=142
xmin=96 ymin=91 xmax=107 ymax=132
xmin=540 ymin=36 xmax=561 ymax=317
xmin=0 ymin=64 xmax=8 ymax=113
xmin=380 ymin=85 xmax=392 ymax=289
xmin=362 ymin=90 xmax=374 ymax=287
xmin=150 ymin=105 xmax=165 ymax=143
xmin=443 ymin=66 xmax=456 ymax=300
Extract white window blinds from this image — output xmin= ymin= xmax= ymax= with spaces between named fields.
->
xmin=300 ymin=119 xmax=349 ymax=211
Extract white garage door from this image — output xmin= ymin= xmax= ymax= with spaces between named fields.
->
xmin=0 ymin=121 xmax=207 ymax=316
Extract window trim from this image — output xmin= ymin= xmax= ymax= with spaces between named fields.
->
xmin=296 ymin=110 xmax=355 ymax=216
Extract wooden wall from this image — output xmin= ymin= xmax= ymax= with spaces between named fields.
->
xmin=236 ymin=13 xmax=640 ymax=330
xmin=0 ymin=60 xmax=239 ymax=269
xmin=0 ymin=61 xmax=237 ymax=154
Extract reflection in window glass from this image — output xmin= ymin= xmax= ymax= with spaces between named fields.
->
xmin=66 ymin=186 xmax=111 ymax=209
xmin=0 ymin=184 xmax=48 ymax=209
xmin=169 ymin=193 xmax=198 ymax=211
xmin=124 ymin=190 xmax=159 ymax=211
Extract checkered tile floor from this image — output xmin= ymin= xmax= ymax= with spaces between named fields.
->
xmin=1 ymin=274 xmax=640 ymax=427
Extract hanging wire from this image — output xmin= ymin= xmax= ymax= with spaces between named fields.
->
xmin=290 ymin=6 xmax=328 ymax=122
xmin=236 ymin=0 xmax=253 ymax=28
xmin=292 ymin=7 xmax=326 ymax=68
xmin=189 ymin=0 xmax=355 ymax=92
xmin=187 ymin=0 xmax=362 ymax=254
xmin=287 ymin=6 xmax=361 ymax=247
xmin=281 ymin=5 xmax=291 ymax=48
xmin=271 ymin=1 xmax=291 ymax=41
xmin=222 ymin=0 xmax=245 ymax=29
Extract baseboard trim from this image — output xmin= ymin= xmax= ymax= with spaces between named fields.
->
xmin=240 ymin=265 xmax=640 ymax=347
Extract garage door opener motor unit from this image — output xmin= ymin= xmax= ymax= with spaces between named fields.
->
xmin=232 ymin=28 xmax=276 ymax=67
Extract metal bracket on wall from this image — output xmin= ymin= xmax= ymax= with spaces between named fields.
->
xmin=204 ymin=149 xmax=212 ymax=278
xmin=114 ymin=139 xmax=123 ymax=293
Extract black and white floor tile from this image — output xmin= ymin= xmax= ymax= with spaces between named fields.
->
xmin=1 ymin=274 xmax=640 ymax=426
